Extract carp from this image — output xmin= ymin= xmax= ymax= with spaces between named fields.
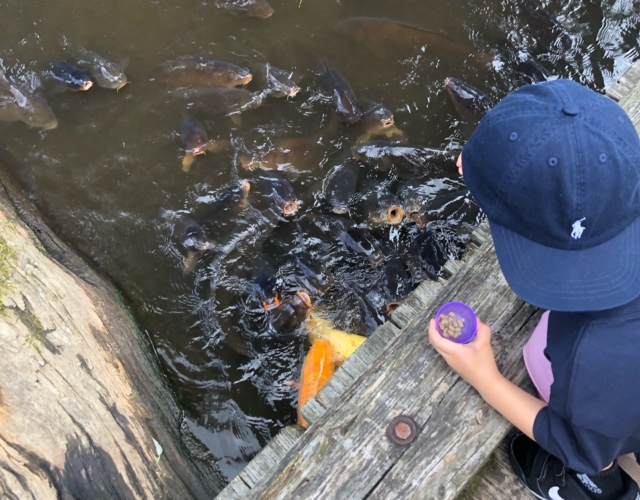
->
xmin=76 ymin=48 xmax=128 ymax=90
xmin=161 ymin=57 xmax=252 ymax=89
xmin=44 ymin=62 xmax=94 ymax=91
xmin=319 ymin=61 xmax=363 ymax=125
xmin=250 ymin=62 xmax=300 ymax=98
xmin=444 ymin=77 xmax=492 ymax=123
xmin=297 ymin=339 xmax=335 ymax=428
xmin=352 ymin=103 xmax=404 ymax=145
xmin=179 ymin=117 xmax=229 ymax=173
xmin=322 ymin=161 xmax=362 ymax=215
xmin=0 ymin=70 xmax=57 ymax=130
xmin=356 ymin=186 xmax=405 ymax=226
xmin=336 ymin=17 xmax=471 ymax=58
xmin=305 ymin=314 xmax=366 ymax=365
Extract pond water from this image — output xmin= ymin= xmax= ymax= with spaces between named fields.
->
xmin=1 ymin=0 xmax=638 ymax=490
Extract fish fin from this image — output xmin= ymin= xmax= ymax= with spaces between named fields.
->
xmin=181 ymin=154 xmax=195 ymax=173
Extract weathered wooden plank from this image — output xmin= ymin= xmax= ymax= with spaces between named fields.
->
xmin=607 ymin=63 xmax=640 ymax=102
xmin=458 ymin=439 xmax=531 ymax=500
xmin=618 ymin=78 xmax=640 ymax=134
xmin=369 ymin=306 xmax=539 ymax=500
xmin=251 ymin=231 xmax=540 ymax=499
xmin=217 ymin=425 xmax=304 ymax=499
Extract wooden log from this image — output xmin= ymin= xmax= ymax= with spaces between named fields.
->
xmin=0 ymin=165 xmax=219 ymax=498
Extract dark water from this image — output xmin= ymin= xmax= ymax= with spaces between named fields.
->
xmin=1 ymin=0 xmax=639 ymax=489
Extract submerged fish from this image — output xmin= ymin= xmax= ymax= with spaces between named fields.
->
xmin=357 ymin=187 xmax=405 ymax=226
xmin=444 ymin=77 xmax=492 ymax=123
xmin=44 ymin=62 xmax=94 ymax=91
xmin=173 ymin=215 xmax=216 ymax=273
xmin=258 ymin=175 xmax=302 ymax=217
xmin=516 ymin=58 xmax=551 ymax=84
xmin=268 ymin=290 xmax=312 ymax=332
xmin=322 ymin=161 xmax=361 ymax=215
xmin=250 ymin=63 xmax=300 ymax=98
xmin=319 ymin=62 xmax=363 ymax=125
xmin=215 ymin=0 xmax=274 ymax=19
xmin=0 ymin=70 xmax=58 ymax=130
xmin=77 ymin=48 xmax=128 ymax=90
xmin=336 ymin=17 xmax=471 ymax=58
xmin=352 ymin=103 xmax=404 ymax=144
xmin=240 ymin=135 xmax=323 ymax=173
xmin=161 ymin=57 xmax=252 ymax=90
xmin=179 ymin=118 xmax=229 ymax=173
xmin=306 ymin=314 xmax=366 ymax=365
xmin=298 ymin=339 xmax=335 ymax=428
xmin=354 ymin=143 xmax=450 ymax=170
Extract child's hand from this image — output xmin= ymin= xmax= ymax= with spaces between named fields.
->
xmin=427 ymin=318 xmax=501 ymax=392
xmin=456 ymin=153 xmax=463 ymax=176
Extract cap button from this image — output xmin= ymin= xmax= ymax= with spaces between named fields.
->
xmin=562 ymin=104 xmax=579 ymax=116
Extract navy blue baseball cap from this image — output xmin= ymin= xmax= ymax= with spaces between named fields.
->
xmin=463 ymin=79 xmax=640 ymax=312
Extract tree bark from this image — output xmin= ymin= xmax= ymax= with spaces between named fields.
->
xmin=0 ymin=164 xmax=220 ymax=499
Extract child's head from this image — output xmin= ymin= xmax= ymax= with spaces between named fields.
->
xmin=462 ymin=79 xmax=640 ymax=311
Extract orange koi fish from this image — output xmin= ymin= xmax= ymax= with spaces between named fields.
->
xmin=297 ymin=339 xmax=336 ymax=429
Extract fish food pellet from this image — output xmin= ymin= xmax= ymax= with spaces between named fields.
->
xmin=439 ymin=312 xmax=465 ymax=339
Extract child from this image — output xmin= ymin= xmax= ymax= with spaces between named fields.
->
xmin=428 ymin=79 xmax=640 ymax=499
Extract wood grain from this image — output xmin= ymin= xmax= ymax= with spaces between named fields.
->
xmin=0 ymin=165 xmax=219 ymax=499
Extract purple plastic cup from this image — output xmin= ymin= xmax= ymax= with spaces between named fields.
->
xmin=435 ymin=301 xmax=478 ymax=344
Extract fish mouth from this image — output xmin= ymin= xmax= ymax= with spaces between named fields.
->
xmin=285 ymin=85 xmax=301 ymax=98
xmin=238 ymin=179 xmax=251 ymax=196
xmin=79 ymin=80 xmax=94 ymax=91
xmin=408 ymin=210 xmax=429 ymax=227
xmin=282 ymin=200 xmax=302 ymax=217
xmin=263 ymin=294 xmax=282 ymax=312
xmin=115 ymin=81 xmax=129 ymax=92
xmin=237 ymin=74 xmax=253 ymax=87
xmin=189 ymin=145 xmax=208 ymax=157
xmin=386 ymin=205 xmax=405 ymax=225
xmin=381 ymin=117 xmax=395 ymax=128
xmin=295 ymin=290 xmax=312 ymax=309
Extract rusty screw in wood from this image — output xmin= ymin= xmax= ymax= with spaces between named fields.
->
xmin=386 ymin=415 xmax=417 ymax=446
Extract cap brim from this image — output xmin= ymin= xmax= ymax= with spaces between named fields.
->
xmin=489 ymin=218 xmax=640 ymax=311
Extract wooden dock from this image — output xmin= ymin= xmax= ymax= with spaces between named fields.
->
xmin=218 ymin=63 xmax=640 ymax=500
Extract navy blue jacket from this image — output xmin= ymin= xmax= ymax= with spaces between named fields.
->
xmin=533 ymin=297 xmax=640 ymax=474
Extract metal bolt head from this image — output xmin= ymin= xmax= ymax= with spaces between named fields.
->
xmin=386 ymin=415 xmax=417 ymax=446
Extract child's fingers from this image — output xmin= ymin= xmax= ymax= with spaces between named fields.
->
xmin=428 ymin=319 xmax=461 ymax=355
xmin=476 ymin=321 xmax=492 ymax=343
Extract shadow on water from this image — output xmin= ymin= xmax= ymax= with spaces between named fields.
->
xmin=0 ymin=0 xmax=638 ymax=489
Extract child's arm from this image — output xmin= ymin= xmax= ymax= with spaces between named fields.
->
xmin=428 ymin=319 xmax=546 ymax=440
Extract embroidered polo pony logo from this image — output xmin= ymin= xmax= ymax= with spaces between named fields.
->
xmin=571 ymin=218 xmax=586 ymax=239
